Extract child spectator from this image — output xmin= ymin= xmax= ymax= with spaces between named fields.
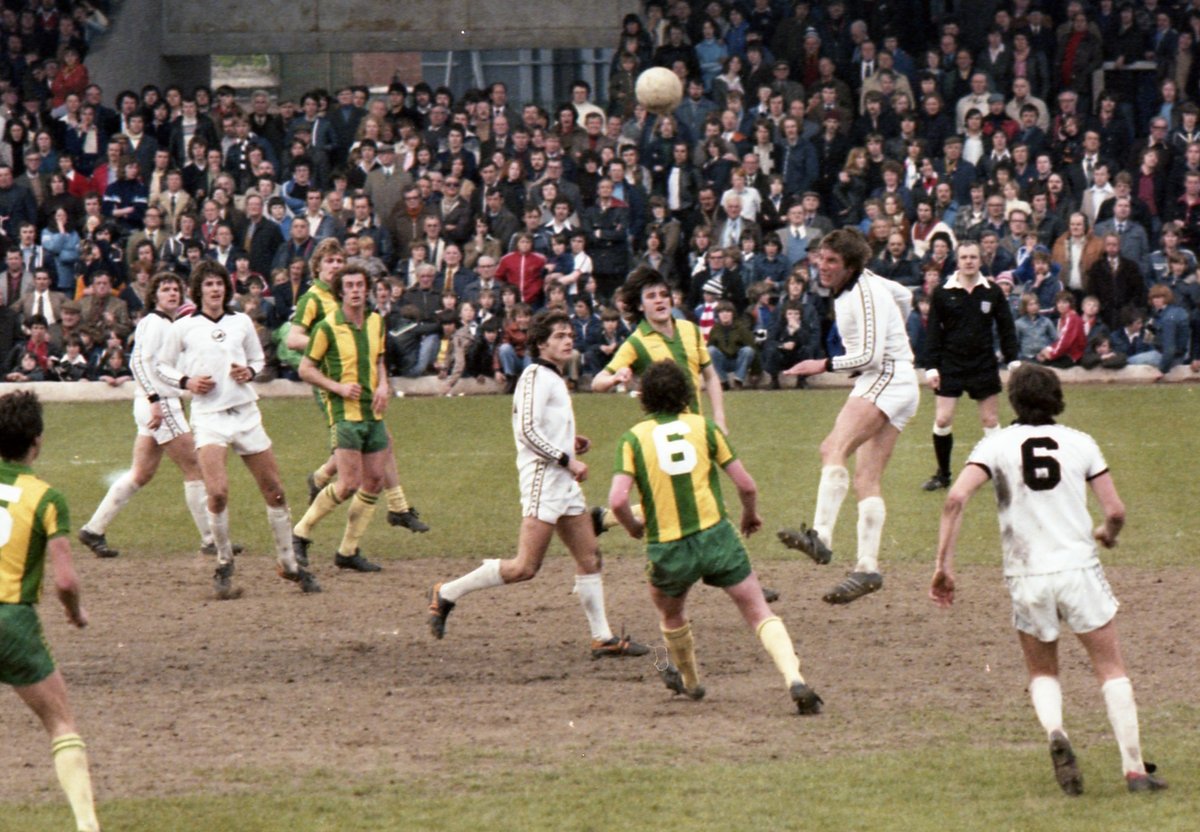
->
xmin=706 ymin=300 xmax=756 ymax=389
xmin=764 ymin=300 xmax=822 ymax=387
xmin=50 ymin=335 xmax=89 ymax=381
xmin=1037 ymin=291 xmax=1086 ymax=367
xmin=496 ymin=302 xmax=533 ymax=392
xmin=693 ymin=277 xmax=722 ymax=341
xmin=1015 ymin=293 xmax=1057 ymax=360
xmin=585 ymin=307 xmax=625 ymax=377
xmin=907 ymin=294 xmax=932 ymax=370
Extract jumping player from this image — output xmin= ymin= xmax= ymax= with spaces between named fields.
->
xmin=286 ymin=240 xmax=429 ymax=534
xmin=158 ymin=261 xmax=320 ymax=598
xmin=291 ymin=264 xmax=389 ymax=572
xmin=78 ymin=272 xmax=221 ymax=559
xmin=779 ymin=228 xmax=919 ymax=604
xmin=0 ymin=390 xmax=101 ymax=832
xmin=609 ymin=360 xmax=822 ymax=713
xmin=931 ymin=364 xmax=1167 ymax=795
xmin=428 ymin=309 xmax=649 ymax=659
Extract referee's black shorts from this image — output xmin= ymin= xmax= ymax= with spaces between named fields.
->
xmin=935 ymin=368 xmax=1002 ymax=400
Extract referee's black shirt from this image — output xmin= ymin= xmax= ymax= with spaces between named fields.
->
xmin=926 ymin=274 xmax=1019 ymax=377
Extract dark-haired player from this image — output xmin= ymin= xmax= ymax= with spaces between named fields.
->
xmin=931 ymin=364 xmax=1166 ymax=795
xmin=0 ymin=390 xmax=100 ymax=831
xmin=428 ymin=309 xmax=648 ymax=659
xmin=158 ymin=261 xmax=320 ymax=598
xmin=609 ymin=361 xmax=822 ymax=713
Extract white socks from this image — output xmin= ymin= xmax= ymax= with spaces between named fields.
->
xmin=207 ymin=508 xmax=233 ymax=564
xmin=267 ymin=505 xmax=298 ymax=572
xmin=855 ymin=497 xmax=885 ymax=573
xmin=1102 ymin=677 xmax=1145 ymax=776
xmin=574 ymin=572 xmax=613 ymax=642
xmin=440 ymin=558 xmax=504 ymax=602
xmin=184 ymin=479 xmax=212 ymax=544
xmin=84 ymin=472 xmax=139 ymax=534
xmin=812 ymin=465 xmax=849 ymax=547
xmin=1029 ymin=675 xmax=1064 ymax=736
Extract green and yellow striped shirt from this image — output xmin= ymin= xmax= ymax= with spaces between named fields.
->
xmin=305 ymin=310 xmax=386 ymax=424
xmin=290 ymin=279 xmax=339 ymax=331
xmin=604 ymin=318 xmax=711 ymax=414
xmin=614 ymin=412 xmax=735 ymax=544
xmin=0 ymin=461 xmax=69 ymax=605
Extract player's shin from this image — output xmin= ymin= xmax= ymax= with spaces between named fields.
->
xmin=662 ymin=621 xmax=701 ymax=690
xmin=1029 ymin=675 xmax=1065 ymax=736
xmin=51 ymin=733 xmax=99 ymax=832
xmin=338 ymin=491 xmax=379 ymax=556
xmin=440 ymin=558 xmax=504 ymax=602
xmin=85 ymin=472 xmax=140 ymax=533
xmin=384 ymin=484 xmax=410 ymax=514
xmin=855 ymin=497 xmax=886 ymax=573
xmin=184 ymin=479 xmax=212 ymax=544
xmin=1102 ymin=677 xmax=1146 ymax=776
xmin=812 ymin=465 xmax=849 ymax=546
xmin=207 ymin=508 xmax=234 ymax=564
xmin=293 ymin=483 xmax=343 ymax=538
xmin=573 ymin=572 xmax=613 ymax=641
xmin=266 ymin=505 xmax=298 ymax=572
xmin=756 ymin=615 xmax=804 ymax=686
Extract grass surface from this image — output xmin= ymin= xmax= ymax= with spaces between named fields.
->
xmin=9 ymin=385 xmax=1198 ymax=831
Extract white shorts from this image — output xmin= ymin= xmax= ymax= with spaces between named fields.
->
xmin=1005 ymin=564 xmax=1119 ymax=642
xmin=133 ymin=396 xmax=190 ymax=445
xmin=852 ymin=358 xmax=919 ymax=431
xmin=519 ymin=460 xmax=586 ymax=525
xmin=191 ymin=403 xmax=272 ymax=456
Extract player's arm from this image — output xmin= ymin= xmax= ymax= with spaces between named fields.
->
xmin=930 ymin=462 xmax=990 ymax=608
xmin=130 ymin=319 xmax=164 ymax=427
xmin=700 ymin=362 xmax=728 ymax=433
xmin=591 ymin=338 xmax=635 ymax=391
xmin=608 ymin=472 xmax=643 ymax=539
xmin=285 ymin=321 xmax=310 ymax=352
xmin=723 ymin=459 xmax=761 ymax=537
xmin=47 ymin=535 xmax=87 ymax=628
xmin=371 ymin=354 xmax=390 ymax=416
xmin=516 ymin=368 xmax=581 ymax=478
xmin=1088 ymin=471 xmax=1125 ymax=548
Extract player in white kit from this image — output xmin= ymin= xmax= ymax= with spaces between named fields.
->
xmin=931 ymin=364 xmax=1166 ymax=795
xmin=427 ymin=309 xmax=648 ymax=658
xmin=78 ymin=272 xmax=218 ymax=559
xmin=778 ymin=228 xmax=919 ymax=604
xmin=158 ymin=261 xmax=320 ymax=598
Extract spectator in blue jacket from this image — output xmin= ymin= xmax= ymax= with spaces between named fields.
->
xmin=1147 ymin=284 xmax=1192 ymax=373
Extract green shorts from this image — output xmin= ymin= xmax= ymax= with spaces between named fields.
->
xmin=645 ymin=519 xmax=752 ymax=598
xmin=0 ymin=603 xmax=56 ymax=687
xmin=330 ymin=420 xmax=389 ymax=454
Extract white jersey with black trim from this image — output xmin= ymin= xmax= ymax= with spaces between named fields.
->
xmin=130 ymin=311 xmax=182 ymax=400
xmin=966 ymin=422 xmax=1109 ymax=577
xmin=158 ymin=309 xmax=265 ymax=415
xmin=512 ymin=360 xmax=574 ymax=473
xmin=830 ymin=269 xmax=913 ymax=373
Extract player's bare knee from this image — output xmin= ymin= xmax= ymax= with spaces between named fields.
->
xmin=207 ymin=491 xmax=228 ymax=512
xmin=507 ymin=561 xmax=540 ymax=583
xmin=262 ymin=485 xmax=287 ymax=507
xmin=334 ymin=477 xmax=359 ymax=499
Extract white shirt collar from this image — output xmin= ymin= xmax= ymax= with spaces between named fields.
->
xmin=944 ymin=270 xmax=991 ymax=290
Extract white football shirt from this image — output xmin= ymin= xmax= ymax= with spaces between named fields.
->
xmin=158 ymin=310 xmax=265 ymax=415
xmin=966 ymin=423 xmax=1109 ymax=577
xmin=830 ymin=269 xmax=914 ymax=373
xmin=130 ymin=311 xmax=182 ymax=400
xmin=512 ymin=360 xmax=574 ymax=473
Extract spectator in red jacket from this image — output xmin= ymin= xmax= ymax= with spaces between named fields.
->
xmin=496 ymin=232 xmax=546 ymax=306
xmin=1038 ymin=291 xmax=1086 ymax=367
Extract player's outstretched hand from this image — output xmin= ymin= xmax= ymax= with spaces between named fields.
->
xmin=626 ymin=518 xmax=645 ymax=539
xmin=1093 ymin=524 xmax=1119 ymax=549
xmin=929 ymin=569 xmax=956 ymax=608
xmin=568 ymin=458 xmax=588 ymax=483
xmin=741 ymin=511 xmax=763 ymax=538
xmin=611 ymin=366 xmax=633 ymax=384
xmin=574 ymin=435 xmax=591 ymax=455
xmin=781 ymin=358 xmax=826 ymax=377
xmin=188 ymin=374 xmax=215 ymax=394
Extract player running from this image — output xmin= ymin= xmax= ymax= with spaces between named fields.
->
xmin=931 ymin=364 xmax=1166 ymax=795
xmin=78 ymin=272 xmax=220 ymax=560
xmin=291 ymin=264 xmax=389 ymax=572
xmin=158 ymin=261 xmax=320 ymax=598
xmin=779 ymin=228 xmax=919 ymax=604
xmin=428 ymin=309 xmax=649 ymax=659
xmin=286 ymin=240 xmax=429 ymax=534
xmin=0 ymin=391 xmax=101 ymax=832
xmin=608 ymin=360 xmax=822 ymax=712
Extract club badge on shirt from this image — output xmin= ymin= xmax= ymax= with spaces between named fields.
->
xmin=980 ymin=300 xmax=992 ymax=314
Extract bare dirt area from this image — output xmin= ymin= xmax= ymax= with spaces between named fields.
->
xmin=5 ymin=553 xmax=1194 ymax=804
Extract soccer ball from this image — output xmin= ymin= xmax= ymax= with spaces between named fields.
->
xmin=636 ymin=67 xmax=683 ymax=116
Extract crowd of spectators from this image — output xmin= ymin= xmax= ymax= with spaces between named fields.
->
xmin=5 ymin=0 xmax=1200 ymax=392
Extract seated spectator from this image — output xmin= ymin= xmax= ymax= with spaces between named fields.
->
xmin=496 ymin=302 xmax=533 ymax=392
xmin=705 ymin=301 xmax=756 ymax=389
xmin=1025 ymin=251 xmax=1064 ymax=316
xmin=1080 ymin=332 xmax=1128 ymax=370
xmin=385 ymin=303 xmax=436 ymax=378
xmin=763 ymin=298 xmax=821 ymax=387
xmin=1037 ymin=291 xmax=1086 ymax=368
xmin=693 ymin=277 xmax=722 ymax=341
xmin=49 ymin=334 xmax=89 ymax=381
xmin=5 ymin=351 xmax=48 ymax=382
xmin=584 ymin=307 xmax=626 ymax=378
xmin=92 ymin=345 xmax=132 ymax=385
xmin=1015 ymin=293 xmax=1057 ymax=360
xmin=1147 ymin=285 xmax=1192 ymax=373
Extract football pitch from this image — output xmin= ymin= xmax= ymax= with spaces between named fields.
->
xmin=4 ymin=385 xmax=1198 ymax=831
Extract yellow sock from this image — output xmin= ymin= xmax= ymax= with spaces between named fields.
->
xmin=338 ymin=491 xmax=379 ymax=556
xmin=51 ymin=733 xmax=99 ymax=832
xmin=756 ymin=615 xmax=803 ymax=686
xmin=602 ymin=504 xmax=644 ymax=529
xmin=293 ymin=483 xmax=344 ymax=538
xmin=312 ymin=465 xmax=334 ymax=489
xmin=662 ymin=621 xmax=700 ymax=690
xmin=385 ymin=485 xmax=409 ymax=513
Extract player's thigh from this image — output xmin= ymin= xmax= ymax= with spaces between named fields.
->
xmin=823 ymin=396 xmax=890 ymax=462
xmin=1016 ymin=629 xmax=1060 ymax=677
xmin=196 ymin=443 xmax=229 ymax=496
xmin=1074 ymin=618 xmax=1128 ymax=682
xmin=722 ymin=571 xmax=774 ymax=630
xmin=129 ymin=434 xmax=165 ymax=485
xmin=162 ymin=431 xmax=202 ymax=479
xmin=556 ymin=511 xmax=600 ymax=573
xmin=852 ymin=423 xmax=901 ymax=496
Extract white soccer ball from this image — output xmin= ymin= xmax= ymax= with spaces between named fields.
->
xmin=636 ymin=67 xmax=683 ymax=116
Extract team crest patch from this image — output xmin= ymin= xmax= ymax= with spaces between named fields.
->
xmin=980 ymin=301 xmax=992 ymax=314
xmin=211 ymin=328 xmax=227 ymax=342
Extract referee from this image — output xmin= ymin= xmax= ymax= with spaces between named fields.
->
xmin=923 ymin=239 xmax=1019 ymax=491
